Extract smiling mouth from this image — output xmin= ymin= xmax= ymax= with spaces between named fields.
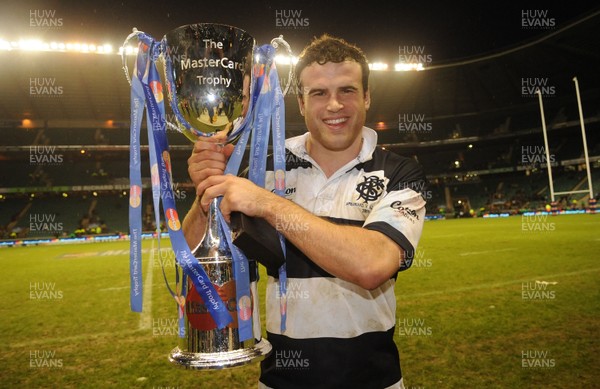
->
xmin=323 ymin=117 xmax=348 ymax=125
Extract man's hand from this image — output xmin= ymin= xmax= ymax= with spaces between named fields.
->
xmin=198 ymin=173 xmax=403 ymax=290
xmin=187 ymin=131 xmax=234 ymax=198
xmin=197 ymin=175 xmax=275 ymax=223
xmin=182 ymin=130 xmax=233 ymax=248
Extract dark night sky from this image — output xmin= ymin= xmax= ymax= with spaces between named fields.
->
xmin=1 ymin=1 xmax=598 ymax=64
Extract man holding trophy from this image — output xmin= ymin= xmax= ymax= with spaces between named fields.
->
xmin=183 ymin=34 xmax=427 ymax=389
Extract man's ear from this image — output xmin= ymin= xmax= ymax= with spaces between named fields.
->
xmin=364 ymin=88 xmax=371 ymax=111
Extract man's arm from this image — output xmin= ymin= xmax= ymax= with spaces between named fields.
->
xmin=182 ymin=132 xmax=233 ymax=249
xmin=182 ymin=197 xmax=207 ymax=249
xmin=264 ymin=193 xmax=403 ymax=290
xmin=197 ymin=175 xmax=403 ymax=290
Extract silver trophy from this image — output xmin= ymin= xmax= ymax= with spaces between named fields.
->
xmin=122 ymin=23 xmax=292 ymax=369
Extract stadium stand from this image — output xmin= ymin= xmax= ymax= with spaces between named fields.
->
xmin=1 ymin=10 xmax=599 ymax=237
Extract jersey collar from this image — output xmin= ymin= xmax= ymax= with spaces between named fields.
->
xmin=286 ymin=126 xmax=378 ymax=165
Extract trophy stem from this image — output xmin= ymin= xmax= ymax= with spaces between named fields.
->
xmin=199 ymin=198 xmax=222 ymax=259
xmin=169 ymin=197 xmax=271 ymax=369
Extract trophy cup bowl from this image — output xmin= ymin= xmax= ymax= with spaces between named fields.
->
xmin=123 ymin=23 xmax=272 ymax=370
xmin=162 ymin=23 xmax=255 ymax=142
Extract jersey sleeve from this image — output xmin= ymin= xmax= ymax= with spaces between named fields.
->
xmin=363 ymin=158 xmax=427 ymax=271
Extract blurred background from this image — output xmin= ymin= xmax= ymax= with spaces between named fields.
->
xmin=1 ymin=1 xmax=599 ymax=239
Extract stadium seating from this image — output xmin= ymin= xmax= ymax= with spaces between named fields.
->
xmin=1 ymin=108 xmax=599 ymax=237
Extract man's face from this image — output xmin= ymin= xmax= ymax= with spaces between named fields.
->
xmin=297 ymin=61 xmax=370 ymax=152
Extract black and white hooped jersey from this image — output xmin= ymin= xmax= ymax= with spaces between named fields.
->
xmin=259 ymin=127 xmax=427 ymax=389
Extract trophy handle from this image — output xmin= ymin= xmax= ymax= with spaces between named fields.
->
xmin=121 ymin=28 xmax=162 ymax=84
xmin=270 ymin=35 xmax=295 ymax=96
xmin=121 ymin=28 xmax=144 ymax=86
xmin=122 ymin=29 xmax=182 ymax=133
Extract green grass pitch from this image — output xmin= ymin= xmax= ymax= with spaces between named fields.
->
xmin=1 ymin=214 xmax=598 ymax=388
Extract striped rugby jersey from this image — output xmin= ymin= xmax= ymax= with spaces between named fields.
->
xmin=258 ymin=127 xmax=427 ymax=389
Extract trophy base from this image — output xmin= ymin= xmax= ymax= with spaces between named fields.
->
xmin=168 ymin=338 xmax=272 ymax=370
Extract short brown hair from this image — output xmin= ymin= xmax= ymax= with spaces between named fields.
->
xmin=294 ymin=34 xmax=370 ymax=93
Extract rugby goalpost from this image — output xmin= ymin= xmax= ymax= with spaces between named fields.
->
xmin=536 ymin=77 xmax=594 ymax=203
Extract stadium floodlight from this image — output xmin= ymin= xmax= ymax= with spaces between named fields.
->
xmin=369 ymin=62 xmax=389 ymax=71
xmin=19 ymin=39 xmax=46 ymax=51
xmin=119 ymin=45 xmax=139 ymax=56
xmin=0 ymin=38 xmax=118 ymax=54
xmin=0 ymin=39 xmax=11 ymax=50
xmin=395 ymin=62 xmax=424 ymax=71
xmin=274 ymin=54 xmax=298 ymax=65
xmin=96 ymin=44 xmax=113 ymax=54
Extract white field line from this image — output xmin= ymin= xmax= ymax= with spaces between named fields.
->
xmin=98 ymin=286 xmax=129 ymax=291
xmin=401 ymin=267 xmax=600 ymax=299
xmin=138 ymin=240 xmax=155 ymax=330
xmin=11 ymin=246 xmax=159 ymax=349
xmin=12 ymin=267 xmax=599 ymax=348
xmin=10 ymin=245 xmax=161 ymax=349
xmin=459 ymin=248 xmax=517 ymax=256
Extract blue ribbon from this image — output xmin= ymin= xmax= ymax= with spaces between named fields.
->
xmin=128 ymin=49 xmax=145 ymax=313
xmin=128 ymin=37 xmax=289 ymax=338
xmin=128 ymin=39 xmax=233 ymax=331
xmin=269 ymin=61 xmax=288 ymax=333
xmin=224 ymin=45 xmax=288 ymax=333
